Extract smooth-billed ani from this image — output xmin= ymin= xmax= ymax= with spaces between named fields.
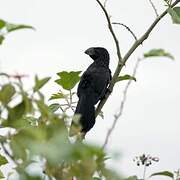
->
xmin=72 ymin=47 xmax=111 ymax=134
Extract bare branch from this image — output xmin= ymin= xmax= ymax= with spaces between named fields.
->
xmin=95 ymin=0 xmax=180 ymax=118
xmin=148 ymin=0 xmax=159 ymax=17
xmin=104 ymin=0 xmax=108 ymax=8
xmin=122 ymin=0 xmax=180 ymax=65
xmin=102 ymin=58 xmax=142 ymax=149
xmin=96 ymin=0 xmax=122 ymax=64
xmin=112 ymin=22 xmax=138 ymax=41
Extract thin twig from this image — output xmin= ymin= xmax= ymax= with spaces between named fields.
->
xmin=59 ymin=90 xmax=75 ymax=112
xmin=95 ymin=0 xmax=180 ymax=118
xmin=59 ymin=106 xmax=65 ymax=113
xmin=112 ymin=22 xmax=138 ymax=41
xmin=96 ymin=0 xmax=122 ymax=64
xmin=104 ymin=0 xmax=108 ymax=8
xmin=148 ymin=0 xmax=159 ymax=17
xmin=102 ymin=58 xmax=142 ymax=149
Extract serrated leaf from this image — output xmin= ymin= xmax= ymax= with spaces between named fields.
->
xmin=49 ymin=103 xmax=60 ymax=112
xmin=168 ymin=7 xmax=180 ymax=24
xmin=0 ymin=154 xmax=8 ymax=166
xmin=116 ymin=74 xmax=136 ymax=82
xmin=33 ymin=76 xmax=51 ymax=92
xmin=49 ymin=92 xmax=67 ymax=100
xmin=0 ymin=35 xmax=5 ymax=45
xmin=0 ymin=170 xmax=4 ymax=178
xmin=144 ymin=49 xmax=174 ymax=60
xmin=0 ymin=19 xmax=6 ymax=29
xmin=0 ymin=84 xmax=15 ymax=105
xmin=150 ymin=171 xmax=174 ymax=178
xmin=6 ymin=23 xmax=35 ymax=33
xmin=55 ymin=71 xmax=81 ymax=90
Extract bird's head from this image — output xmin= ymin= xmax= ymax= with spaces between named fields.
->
xmin=84 ymin=47 xmax=110 ymax=63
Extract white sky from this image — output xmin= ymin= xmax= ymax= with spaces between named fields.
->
xmin=0 ymin=0 xmax=180 ymax=179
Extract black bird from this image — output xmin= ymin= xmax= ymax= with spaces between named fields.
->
xmin=71 ymin=47 xmax=111 ymax=135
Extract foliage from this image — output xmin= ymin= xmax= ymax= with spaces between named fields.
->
xmin=0 ymin=18 xmax=34 ymax=45
xmin=116 ymin=75 xmax=136 ymax=83
xmin=0 ymin=72 xmax=123 ymax=180
xmin=150 ymin=171 xmax=174 ymax=178
xmin=168 ymin=7 xmax=180 ymax=24
xmin=143 ymin=49 xmax=174 ymax=60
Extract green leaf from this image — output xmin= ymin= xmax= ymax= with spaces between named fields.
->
xmin=49 ymin=103 xmax=60 ymax=112
xmin=55 ymin=71 xmax=81 ymax=90
xmin=124 ymin=176 xmax=138 ymax=180
xmin=116 ymin=74 xmax=136 ymax=82
xmin=36 ymin=100 xmax=50 ymax=118
xmin=0 ymin=35 xmax=5 ymax=45
xmin=23 ymin=95 xmax=33 ymax=114
xmin=8 ymin=101 xmax=26 ymax=122
xmin=0 ymin=154 xmax=8 ymax=166
xmin=5 ymin=23 xmax=35 ymax=33
xmin=69 ymin=114 xmax=81 ymax=137
xmin=150 ymin=171 xmax=174 ymax=179
xmin=0 ymin=170 xmax=4 ymax=179
xmin=168 ymin=7 xmax=180 ymax=24
xmin=49 ymin=92 xmax=67 ymax=100
xmin=10 ymin=136 xmax=27 ymax=160
xmin=33 ymin=76 xmax=51 ymax=92
xmin=0 ymin=19 xmax=6 ymax=29
xmin=0 ymin=84 xmax=15 ymax=105
xmin=0 ymin=136 xmax=7 ymax=143
xmin=144 ymin=49 xmax=174 ymax=60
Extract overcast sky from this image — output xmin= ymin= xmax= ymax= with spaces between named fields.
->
xmin=0 ymin=0 xmax=180 ymax=179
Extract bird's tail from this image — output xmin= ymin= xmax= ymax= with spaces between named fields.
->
xmin=69 ymin=94 xmax=95 ymax=136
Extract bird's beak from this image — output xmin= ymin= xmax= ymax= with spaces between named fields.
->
xmin=84 ymin=48 xmax=95 ymax=56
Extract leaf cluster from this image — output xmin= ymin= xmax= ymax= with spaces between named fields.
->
xmin=0 ymin=72 xmax=123 ymax=180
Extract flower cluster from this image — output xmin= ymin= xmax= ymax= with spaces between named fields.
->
xmin=133 ymin=154 xmax=159 ymax=167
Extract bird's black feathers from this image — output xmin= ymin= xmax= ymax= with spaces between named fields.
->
xmin=72 ymin=47 xmax=111 ymax=134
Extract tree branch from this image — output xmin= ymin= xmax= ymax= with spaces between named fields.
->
xmin=95 ymin=0 xmax=180 ymax=118
xmin=148 ymin=0 xmax=159 ymax=17
xmin=96 ymin=0 xmax=122 ymax=64
xmin=112 ymin=22 xmax=138 ymax=41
